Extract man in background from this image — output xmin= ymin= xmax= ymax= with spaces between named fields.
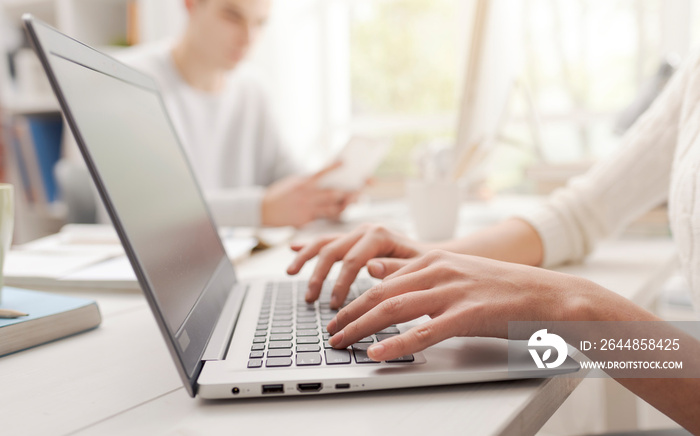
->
xmin=118 ymin=0 xmax=355 ymax=227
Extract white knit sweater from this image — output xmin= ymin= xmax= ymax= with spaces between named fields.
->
xmin=520 ymin=53 xmax=700 ymax=312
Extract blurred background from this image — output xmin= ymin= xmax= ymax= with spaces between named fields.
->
xmin=0 ymin=1 xmax=697 ymax=434
xmin=0 ymin=0 xmax=695 ymax=242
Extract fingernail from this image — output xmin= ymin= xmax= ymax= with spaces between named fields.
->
xmin=305 ymin=292 xmax=312 ymax=302
xmin=367 ymin=260 xmax=385 ymax=276
xmin=329 ymin=330 xmax=344 ymax=346
xmin=368 ymin=343 xmax=384 ymax=360
xmin=326 ymin=319 xmax=337 ymax=334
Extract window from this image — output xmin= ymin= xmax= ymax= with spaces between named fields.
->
xmin=348 ymin=0 xmax=467 ymax=180
xmin=153 ymin=0 xmax=700 ymax=195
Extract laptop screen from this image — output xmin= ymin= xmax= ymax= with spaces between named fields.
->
xmin=50 ymin=53 xmax=227 ymax=333
xmin=26 ymin=16 xmax=240 ymax=395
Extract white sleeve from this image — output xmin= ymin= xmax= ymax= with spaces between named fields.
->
xmin=205 ymin=187 xmax=265 ymax=228
xmin=518 ymin=54 xmax=694 ymax=267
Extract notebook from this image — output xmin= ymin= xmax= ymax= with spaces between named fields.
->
xmin=0 ymin=287 xmax=101 ymax=357
xmin=24 ymin=15 xmax=579 ymax=399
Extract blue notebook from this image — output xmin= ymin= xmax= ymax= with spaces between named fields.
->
xmin=0 ymin=287 xmax=101 ymax=357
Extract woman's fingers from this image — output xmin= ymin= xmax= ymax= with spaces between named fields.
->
xmin=327 ymin=266 xmax=437 ymax=334
xmin=368 ymin=317 xmax=458 ymax=361
xmin=330 ymin=233 xmax=402 ymax=308
xmin=367 ymin=258 xmax=411 ymax=279
xmin=328 ymin=289 xmax=439 ymax=349
xmin=286 ymin=234 xmax=341 ymax=275
xmin=305 ymin=231 xmax=365 ymax=302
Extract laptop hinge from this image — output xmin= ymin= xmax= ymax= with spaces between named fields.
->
xmin=201 ymin=283 xmax=247 ymax=361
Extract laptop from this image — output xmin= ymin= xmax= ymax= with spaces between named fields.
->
xmin=24 ymin=15 xmax=579 ymax=399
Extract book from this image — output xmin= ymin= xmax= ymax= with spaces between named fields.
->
xmin=7 ymin=115 xmax=63 ymax=206
xmin=0 ymin=287 xmax=101 ymax=357
xmin=3 ymin=224 xmax=258 ymax=291
xmin=25 ymin=115 xmax=63 ymax=203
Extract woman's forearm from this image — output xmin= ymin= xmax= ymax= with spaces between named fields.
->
xmin=429 ymin=218 xmax=545 ymax=266
xmin=562 ymin=280 xmax=700 ymax=434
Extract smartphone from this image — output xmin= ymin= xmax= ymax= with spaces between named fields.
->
xmin=318 ymin=137 xmax=391 ymax=191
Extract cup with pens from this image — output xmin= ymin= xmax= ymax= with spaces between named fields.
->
xmin=407 ymin=141 xmax=461 ymax=242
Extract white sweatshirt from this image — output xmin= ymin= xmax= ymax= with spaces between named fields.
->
xmin=520 ymin=52 xmax=700 ymax=312
xmin=118 ymin=43 xmax=300 ymax=227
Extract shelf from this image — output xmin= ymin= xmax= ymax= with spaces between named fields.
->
xmin=0 ymin=0 xmax=55 ymax=24
xmin=3 ymin=96 xmax=60 ymax=115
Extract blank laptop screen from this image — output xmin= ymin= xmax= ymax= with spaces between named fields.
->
xmin=50 ymin=53 xmax=227 ymax=335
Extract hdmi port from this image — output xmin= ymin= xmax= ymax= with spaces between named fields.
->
xmin=297 ymin=383 xmax=322 ymax=392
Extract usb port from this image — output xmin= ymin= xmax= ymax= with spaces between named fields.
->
xmin=297 ymin=383 xmax=323 ymax=392
xmin=335 ymin=383 xmax=350 ymax=389
xmin=262 ymin=384 xmax=284 ymax=394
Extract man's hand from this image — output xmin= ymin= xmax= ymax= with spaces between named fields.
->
xmin=262 ymin=163 xmax=357 ymax=228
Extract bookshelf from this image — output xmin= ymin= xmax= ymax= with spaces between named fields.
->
xmin=0 ymin=0 xmax=183 ymax=242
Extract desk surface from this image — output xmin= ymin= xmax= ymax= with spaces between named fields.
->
xmin=0 ymin=200 xmax=679 ymax=436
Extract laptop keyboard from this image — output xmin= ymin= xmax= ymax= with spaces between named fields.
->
xmin=247 ymin=278 xmax=415 ymax=369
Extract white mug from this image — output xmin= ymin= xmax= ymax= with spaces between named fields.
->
xmin=0 ymin=184 xmax=14 ymax=303
xmin=406 ymin=179 xmax=460 ymax=242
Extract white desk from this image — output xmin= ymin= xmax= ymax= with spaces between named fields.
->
xmin=0 ymin=201 xmax=679 ymax=436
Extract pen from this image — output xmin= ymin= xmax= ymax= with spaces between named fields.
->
xmin=0 ymin=309 xmax=29 ymax=319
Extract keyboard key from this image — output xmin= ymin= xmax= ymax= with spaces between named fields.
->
xmin=273 ymin=315 xmax=292 ymax=322
xmin=253 ymin=337 xmax=266 ymax=344
xmin=297 ymin=329 xmax=319 ymax=337
xmin=297 ymin=319 xmax=317 ymax=326
xmin=266 ymin=357 xmax=293 ymax=367
xmin=248 ymin=359 xmax=263 ymax=368
xmin=296 ymin=352 xmax=322 ymax=366
xmin=269 ymin=341 xmax=293 ymax=349
xmin=268 ymin=349 xmax=293 ymax=358
xmin=357 ymin=336 xmax=374 ymax=343
xmin=353 ymin=348 xmax=380 ymax=364
xmin=254 ymin=330 xmax=267 ymax=337
xmin=325 ymin=349 xmax=351 ymax=365
xmin=296 ymin=323 xmax=318 ymax=330
xmin=272 ymin=321 xmax=292 ymax=328
xmin=351 ymin=343 xmax=370 ymax=351
xmin=323 ymin=341 xmax=334 ymax=349
xmin=376 ymin=333 xmax=397 ymax=342
xmin=297 ymin=306 xmax=316 ymax=313
xmin=250 ymin=351 xmax=264 ymax=359
xmin=271 ymin=327 xmax=292 ymax=334
xmin=387 ymin=355 xmax=415 ymax=363
xmin=251 ymin=344 xmax=265 ymax=351
xmin=378 ymin=326 xmax=400 ymax=335
xmin=354 ymin=279 xmax=374 ymax=293
xmin=297 ymin=344 xmax=321 ymax=353
xmin=270 ymin=334 xmax=293 ymax=342
xmin=297 ymin=337 xmax=320 ymax=344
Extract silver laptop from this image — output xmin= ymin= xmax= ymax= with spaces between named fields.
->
xmin=24 ymin=15 xmax=579 ymax=399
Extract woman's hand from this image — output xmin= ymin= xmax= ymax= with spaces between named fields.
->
xmin=287 ymin=224 xmax=426 ymax=308
xmin=326 ymin=249 xmax=617 ymax=362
